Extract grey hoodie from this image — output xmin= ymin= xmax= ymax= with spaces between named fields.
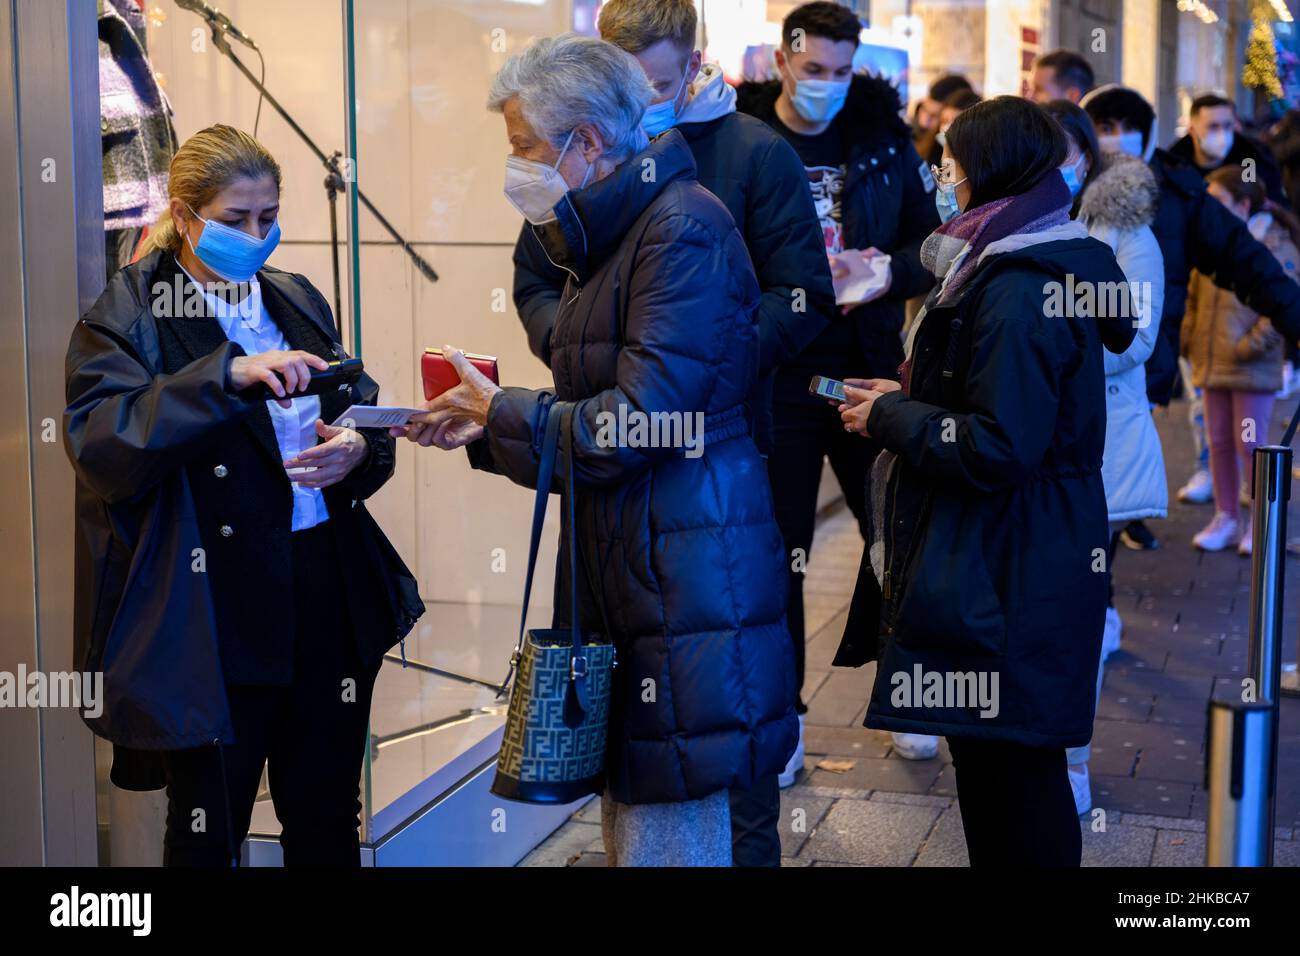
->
xmin=676 ymin=64 xmax=737 ymax=126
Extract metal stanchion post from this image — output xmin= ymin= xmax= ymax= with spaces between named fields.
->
xmin=1246 ymin=445 xmax=1290 ymax=705
xmin=1205 ymin=444 xmax=1289 ymax=866
xmin=1277 ymin=407 xmax=1300 ymax=696
xmin=1205 ymin=697 xmax=1277 ymax=866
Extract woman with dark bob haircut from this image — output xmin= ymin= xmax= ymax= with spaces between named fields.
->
xmin=831 ymin=96 xmax=1137 ymax=866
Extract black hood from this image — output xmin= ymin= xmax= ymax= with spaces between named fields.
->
xmin=736 ymin=72 xmax=910 ymax=148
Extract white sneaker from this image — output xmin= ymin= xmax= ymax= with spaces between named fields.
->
xmin=1101 ymin=607 xmax=1122 ymax=661
xmin=1069 ymin=764 xmax=1092 ymax=815
xmin=1278 ymin=362 xmax=1297 ymax=399
xmin=1178 ymin=469 xmax=1214 ymax=504
xmin=891 ymin=732 xmax=939 ymax=760
xmin=778 ymin=714 xmax=804 ymax=788
xmin=1193 ymin=512 xmax=1240 ymax=552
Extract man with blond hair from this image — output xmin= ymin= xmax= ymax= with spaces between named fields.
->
xmin=510 ymin=0 xmax=833 ymax=868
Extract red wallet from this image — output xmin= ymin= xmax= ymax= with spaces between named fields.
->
xmin=421 ymin=348 xmax=500 ymax=400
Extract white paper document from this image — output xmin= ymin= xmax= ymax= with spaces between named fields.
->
xmin=331 ymin=405 xmax=427 ymax=428
xmin=832 ymin=252 xmax=891 ymax=306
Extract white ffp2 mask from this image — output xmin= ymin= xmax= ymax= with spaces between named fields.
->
xmin=503 ymin=129 xmax=585 ymax=225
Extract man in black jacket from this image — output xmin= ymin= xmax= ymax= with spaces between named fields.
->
xmin=1086 ymin=87 xmax=1300 ymax=403
xmin=1084 ymin=86 xmax=1300 ymax=547
xmin=1084 ymin=86 xmax=1300 ymax=403
xmin=735 ymin=0 xmax=939 ymax=758
xmin=1169 ymin=93 xmax=1285 ymax=204
xmin=508 ymin=0 xmax=833 ymax=868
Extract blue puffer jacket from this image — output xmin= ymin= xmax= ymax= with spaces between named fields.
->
xmin=468 ymin=131 xmax=798 ymax=804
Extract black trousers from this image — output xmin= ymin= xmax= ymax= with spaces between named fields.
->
xmin=767 ymin=395 xmax=876 ymax=712
xmin=946 ymin=736 xmax=1082 ymax=866
xmin=161 ymin=521 xmax=380 ymax=867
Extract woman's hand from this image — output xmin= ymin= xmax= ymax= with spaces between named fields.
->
xmin=400 ymin=415 xmax=485 ymax=450
xmin=839 ymin=379 xmax=902 ymax=436
xmin=829 ymin=253 xmax=851 ymax=281
xmin=283 ymin=420 xmax=369 ymax=488
xmin=831 ymin=377 xmax=901 ymax=409
xmin=230 ymin=349 xmax=329 ymax=409
xmin=391 ymin=345 xmax=500 ymax=450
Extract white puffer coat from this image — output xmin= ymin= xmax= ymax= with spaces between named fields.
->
xmin=1079 ymin=152 xmax=1169 ymax=523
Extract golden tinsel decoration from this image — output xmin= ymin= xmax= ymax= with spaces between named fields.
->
xmin=1243 ymin=1 xmax=1284 ymax=97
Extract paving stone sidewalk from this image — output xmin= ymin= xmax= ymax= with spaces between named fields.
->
xmin=522 ymin=398 xmax=1300 ymax=866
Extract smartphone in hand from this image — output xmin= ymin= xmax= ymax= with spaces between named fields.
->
xmin=809 ymin=375 xmax=847 ymax=403
xmin=240 ymin=357 xmax=364 ymax=402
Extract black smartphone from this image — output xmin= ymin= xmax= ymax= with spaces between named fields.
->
xmin=808 ymin=374 xmax=847 ymax=403
xmin=241 ymin=357 xmax=364 ymax=402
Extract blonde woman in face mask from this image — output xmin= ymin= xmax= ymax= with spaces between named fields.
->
xmin=65 ymin=124 xmax=421 ymax=867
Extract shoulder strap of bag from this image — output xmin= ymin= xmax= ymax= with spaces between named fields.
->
xmin=496 ymin=399 xmax=564 ymax=696
xmin=558 ymin=402 xmax=593 ymax=717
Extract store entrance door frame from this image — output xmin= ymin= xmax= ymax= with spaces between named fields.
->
xmin=0 ymin=0 xmax=103 ymax=866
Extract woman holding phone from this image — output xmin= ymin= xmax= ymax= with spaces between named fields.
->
xmin=399 ymin=35 xmax=796 ymax=866
xmin=832 ymin=97 xmax=1135 ymax=865
xmin=64 ymin=124 xmax=422 ymax=867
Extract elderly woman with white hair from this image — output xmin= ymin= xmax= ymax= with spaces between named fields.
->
xmin=398 ymin=33 xmax=797 ymax=866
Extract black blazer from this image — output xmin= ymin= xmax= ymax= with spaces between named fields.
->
xmin=153 ymin=254 xmax=392 ymax=684
xmin=65 ymin=249 xmax=423 ymax=764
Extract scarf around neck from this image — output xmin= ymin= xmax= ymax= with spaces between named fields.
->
xmin=899 ymin=169 xmax=1079 ymax=395
xmin=868 ymin=170 xmax=1076 ymax=591
xmin=921 ymin=170 xmax=1073 ymax=307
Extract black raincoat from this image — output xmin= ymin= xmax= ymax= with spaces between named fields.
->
xmin=64 ymin=251 xmax=422 ymax=780
xmin=468 ymin=132 xmax=797 ymax=804
xmin=835 ymin=234 xmax=1136 ymax=747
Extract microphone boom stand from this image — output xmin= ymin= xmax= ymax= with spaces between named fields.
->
xmin=205 ymin=23 xmax=439 ymax=351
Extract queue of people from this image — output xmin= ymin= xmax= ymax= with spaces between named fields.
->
xmin=63 ymin=0 xmax=1300 ymax=868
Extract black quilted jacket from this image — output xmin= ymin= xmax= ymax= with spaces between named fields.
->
xmin=469 ymin=131 xmax=798 ymax=804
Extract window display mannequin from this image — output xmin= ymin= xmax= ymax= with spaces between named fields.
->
xmin=99 ymin=0 xmax=176 ymax=279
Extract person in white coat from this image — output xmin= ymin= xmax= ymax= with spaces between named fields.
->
xmin=1048 ymin=101 xmax=1167 ymax=814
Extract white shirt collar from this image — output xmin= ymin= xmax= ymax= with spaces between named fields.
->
xmin=174 ymin=256 xmax=264 ymax=334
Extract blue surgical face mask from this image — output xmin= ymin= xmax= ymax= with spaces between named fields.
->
xmin=1061 ymin=161 xmax=1085 ymax=199
xmin=935 ymin=178 xmax=966 ymax=224
xmin=786 ymin=68 xmax=851 ymax=124
xmin=642 ymin=64 xmax=693 ymax=138
xmin=1097 ymin=130 xmax=1144 ymax=158
xmin=184 ymin=204 xmax=280 ymax=282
